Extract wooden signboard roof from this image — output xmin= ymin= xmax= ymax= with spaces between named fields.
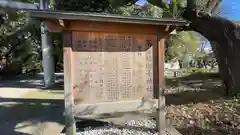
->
xmin=27 ymin=10 xmax=188 ymax=26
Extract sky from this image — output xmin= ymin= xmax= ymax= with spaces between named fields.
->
xmin=135 ymin=0 xmax=146 ymax=6
xmin=219 ymin=0 xmax=240 ymax=20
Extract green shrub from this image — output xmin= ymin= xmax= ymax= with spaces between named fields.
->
xmin=182 ymin=67 xmax=212 ymax=73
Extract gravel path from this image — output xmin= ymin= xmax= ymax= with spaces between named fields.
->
xmin=76 ymin=118 xmax=159 ymax=135
xmin=0 ymin=74 xmax=65 ymax=135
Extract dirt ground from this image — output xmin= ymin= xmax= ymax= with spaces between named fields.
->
xmin=165 ymin=73 xmax=240 ymax=135
xmin=0 ymin=72 xmax=240 ymax=135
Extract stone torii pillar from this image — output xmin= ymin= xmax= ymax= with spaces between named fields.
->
xmin=0 ymin=0 xmax=55 ymax=87
xmin=40 ymin=0 xmax=55 ymax=88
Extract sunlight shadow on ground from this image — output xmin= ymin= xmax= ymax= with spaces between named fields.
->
xmin=165 ymin=87 xmax=228 ymax=105
xmin=0 ymin=97 xmax=64 ymax=135
xmin=165 ymin=72 xmax=230 ymax=105
xmin=0 ymin=73 xmax=64 ymax=90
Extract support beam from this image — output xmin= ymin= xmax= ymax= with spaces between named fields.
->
xmin=156 ymin=37 xmax=166 ymax=134
xmin=0 ymin=0 xmax=39 ymax=9
xmin=63 ymin=31 xmax=76 ymax=135
xmin=164 ymin=25 xmax=170 ymax=32
xmin=40 ymin=0 xmax=55 ymax=88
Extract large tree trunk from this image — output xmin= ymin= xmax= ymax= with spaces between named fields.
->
xmin=211 ymin=41 xmax=231 ymax=94
xmin=182 ymin=9 xmax=240 ymax=95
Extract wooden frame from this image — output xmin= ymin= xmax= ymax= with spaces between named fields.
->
xmin=62 ymin=23 xmax=170 ymax=135
xmin=27 ymin=10 xmax=187 ymax=135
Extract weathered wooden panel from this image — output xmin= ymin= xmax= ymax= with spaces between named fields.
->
xmin=73 ymin=99 xmax=158 ymax=116
xmin=63 ymin=31 xmax=77 ymax=135
xmin=71 ymin=31 xmax=157 ymax=104
xmin=68 ymin=20 xmax=164 ymax=34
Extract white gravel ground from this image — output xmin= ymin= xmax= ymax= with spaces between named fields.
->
xmin=76 ymin=118 xmax=162 ymax=135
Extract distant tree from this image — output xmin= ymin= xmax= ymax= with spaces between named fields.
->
xmin=0 ymin=8 xmax=42 ymax=76
xmin=165 ymin=31 xmax=199 ymax=67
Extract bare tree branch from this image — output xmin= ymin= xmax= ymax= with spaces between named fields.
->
xmin=211 ymin=0 xmax=223 ymax=15
xmin=206 ymin=0 xmax=220 ymax=12
xmin=206 ymin=0 xmax=222 ymax=14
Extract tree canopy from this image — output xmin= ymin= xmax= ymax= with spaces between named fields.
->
xmin=0 ymin=0 xmax=222 ymax=73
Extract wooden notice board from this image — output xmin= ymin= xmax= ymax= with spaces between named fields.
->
xmin=27 ymin=10 xmax=187 ymax=135
xmin=71 ymin=32 xmax=156 ymax=104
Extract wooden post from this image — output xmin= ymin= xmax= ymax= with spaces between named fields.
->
xmin=64 ymin=32 xmax=76 ymax=135
xmin=156 ymin=37 xmax=166 ymax=134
